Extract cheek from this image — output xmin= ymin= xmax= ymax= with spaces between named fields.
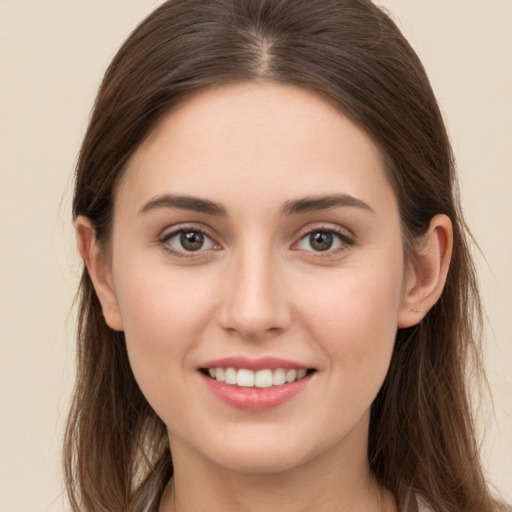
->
xmin=298 ymin=271 xmax=402 ymax=438
xmin=111 ymin=261 xmax=217 ymax=400
xmin=294 ymin=257 xmax=404 ymax=380
xmin=114 ymin=250 xmax=218 ymax=337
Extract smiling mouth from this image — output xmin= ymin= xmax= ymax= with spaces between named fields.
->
xmin=200 ymin=367 xmax=316 ymax=388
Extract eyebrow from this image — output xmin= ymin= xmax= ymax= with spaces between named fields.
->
xmin=139 ymin=194 xmax=227 ymax=216
xmin=281 ymin=194 xmax=374 ymax=215
xmin=139 ymin=192 xmax=373 ymax=217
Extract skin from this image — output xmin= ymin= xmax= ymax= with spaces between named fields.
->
xmin=76 ymin=82 xmax=452 ymax=512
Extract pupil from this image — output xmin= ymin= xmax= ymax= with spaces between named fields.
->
xmin=181 ymin=231 xmax=204 ymax=251
xmin=310 ymin=232 xmax=332 ymax=251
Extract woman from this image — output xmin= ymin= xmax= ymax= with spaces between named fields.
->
xmin=65 ymin=0 xmax=508 ymax=511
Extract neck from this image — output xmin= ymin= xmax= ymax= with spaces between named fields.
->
xmin=159 ymin=418 xmax=397 ymax=512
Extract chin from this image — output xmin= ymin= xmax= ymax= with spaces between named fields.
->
xmin=208 ymin=444 xmax=309 ymax=474
xmin=191 ymin=422 xmax=345 ymax=475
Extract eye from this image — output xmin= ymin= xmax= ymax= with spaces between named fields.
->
xmin=161 ymin=228 xmax=217 ymax=254
xmin=295 ymin=229 xmax=352 ymax=253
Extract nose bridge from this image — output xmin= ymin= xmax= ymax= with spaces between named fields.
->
xmin=219 ymin=239 xmax=290 ymax=338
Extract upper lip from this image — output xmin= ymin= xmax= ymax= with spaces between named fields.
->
xmin=200 ymin=356 xmax=311 ymax=371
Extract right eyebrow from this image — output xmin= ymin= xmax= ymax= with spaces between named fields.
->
xmin=139 ymin=194 xmax=227 ymax=216
xmin=281 ymin=193 xmax=374 ymax=216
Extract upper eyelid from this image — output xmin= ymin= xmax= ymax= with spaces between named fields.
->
xmin=159 ymin=225 xmax=222 ymax=252
xmin=291 ymin=230 xmax=355 ymax=261
xmin=297 ymin=229 xmax=352 ymax=244
xmin=293 ymin=223 xmax=355 ymax=241
xmin=157 ymin=223 xmax=355 ymax=248
xmin=158 ymin=228 xmax=221 ymax=260
xmin=160 ymin=223 xmax=217 ymax=240
xmin=292 ymin=225 xmax=356 ymax=252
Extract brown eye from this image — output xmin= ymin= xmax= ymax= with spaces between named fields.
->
xmin=162 ymin=229 xmax=216 ymax=254
xmin=180 ymin=231 xmax=204 ymax=251
xmin=309 ymin=231 xmax=333 ymax=252
xmin=295 ymin=228 xmax=352 ymax=254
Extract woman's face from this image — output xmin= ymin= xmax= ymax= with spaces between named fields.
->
xmin=102 ymin=82 xmax=416 ymax=473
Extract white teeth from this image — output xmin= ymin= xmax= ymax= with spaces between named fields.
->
xmin=296 ymin=369 xmax=307 ymax=380
xmin=215 ymin=367 xmax=225 ymax=383
xmin=224 ymin=367 xmax=237 ymax=385
xmin=237 ymin=369 xmax=255 ymax=387
xmin=255 ymin=369 xmax=273 ymax=388
xmin=285 ymin=369 xmax=297 ymax=383
xmin=272 ymin=368 xmax=286 ymax=386
xmin=207 ymin=367 xmax=310 ymax=387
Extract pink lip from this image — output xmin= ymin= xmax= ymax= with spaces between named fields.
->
xmin=200 ymin=356 xmax=310 ymax=371
xmin=200 ymin=372 xmax=313 ymax=410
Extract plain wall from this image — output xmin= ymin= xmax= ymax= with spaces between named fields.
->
xmin=0 ymin=1 xmax=510 ymax=510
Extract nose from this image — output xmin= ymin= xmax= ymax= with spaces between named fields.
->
xmin=217 ymin=246 xmax=292 ymax=341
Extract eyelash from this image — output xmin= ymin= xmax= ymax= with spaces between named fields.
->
xmin=159 ymin=227 xmax=219 ymax=257
xmin=158 ymin=225 xmax=354 ymax=258
xmin=293 ymin=226 xmax=354 ymax=256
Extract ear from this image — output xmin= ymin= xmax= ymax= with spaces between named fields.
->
xmin=74 ymin=216 xmax=124 ymax=331
xmin=398 ymin=214 xmax=453 ymax=328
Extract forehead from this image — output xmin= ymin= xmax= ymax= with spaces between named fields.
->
xmin=116 ymin=82 xmax=396 ymax=218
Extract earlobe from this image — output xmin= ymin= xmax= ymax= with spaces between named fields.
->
xmin=398 ymin=214 xmax=453 ymax=328
xmin=74 ymin=216 xmax=124 ymax=331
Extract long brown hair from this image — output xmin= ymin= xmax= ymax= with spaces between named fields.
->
xmin=66 ymin=1 xmax=505 ymax=510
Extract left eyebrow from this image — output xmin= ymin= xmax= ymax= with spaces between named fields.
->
xmin=281 ymin=194 xmax=374 ymax=216
xmin=139 ymin=194 xmax=227 ymax=216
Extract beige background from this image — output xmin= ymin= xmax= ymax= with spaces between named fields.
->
xmin=0 ymin=1 xmax=510 ymax=511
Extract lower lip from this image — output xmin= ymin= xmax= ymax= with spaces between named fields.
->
xmin=200 ymin=372 xmax=312 ymax=410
